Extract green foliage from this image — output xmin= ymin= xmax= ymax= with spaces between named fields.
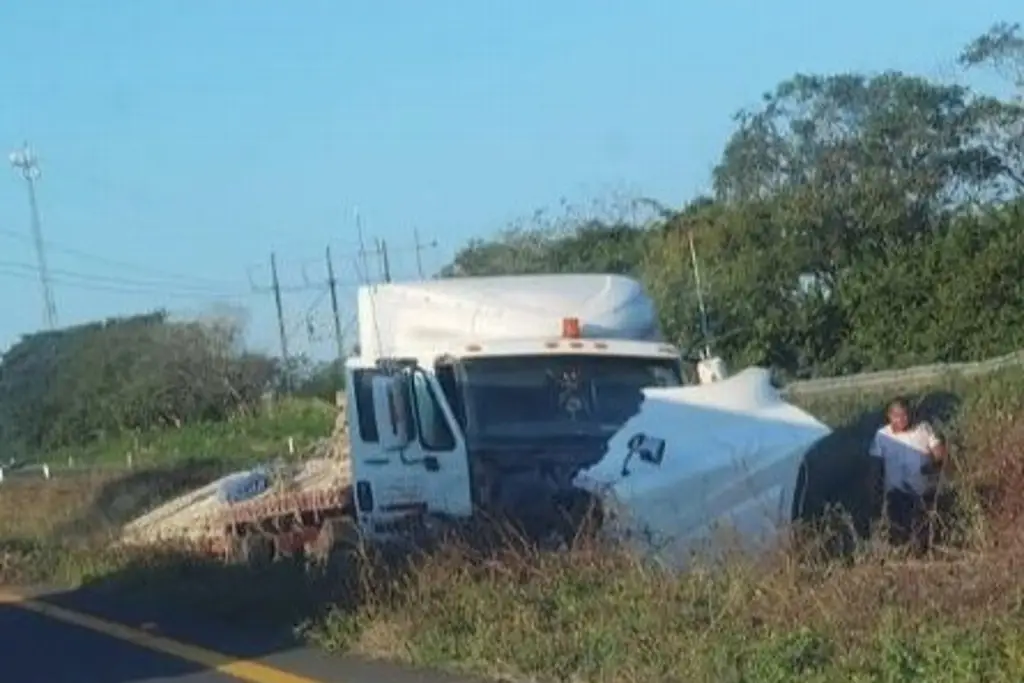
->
xmin=440 ymin=220 xmax=649 ymax=278
xmin=0 ymin=311 xmax=278 ymax=455
xmin=279 ymin=355 xmax=346 ymax=404
xmin=960 ymin=21 xmax=1024 ymax=96
xmin=46 ymin=395 xmax=335 ymax=467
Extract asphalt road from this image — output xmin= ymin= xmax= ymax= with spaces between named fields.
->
xmin=0 ymin=588 xmax=477 ymax=683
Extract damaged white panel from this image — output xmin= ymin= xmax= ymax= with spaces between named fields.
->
xmin=573 ymin=368 xmax=831 ymax=570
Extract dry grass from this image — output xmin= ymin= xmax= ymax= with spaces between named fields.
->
xmin=308 ymin=537 xmax=1024 ymax=683
xmin=3 ymin=370 xmax=1024 ymax=682
xmin=0 ymin=458 xmax=230 ymax=585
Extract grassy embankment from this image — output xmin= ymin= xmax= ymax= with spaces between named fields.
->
xmin=4 ymin=372 xmax=1024 ymax=681
xmin=42 ymin=396 xmax=337 ymax=469
xmin=0 ymin=396 xmax=335 ymax=587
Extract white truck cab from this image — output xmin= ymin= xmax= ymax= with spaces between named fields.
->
xmin=344 ymin=274 xmax=686 ymax=540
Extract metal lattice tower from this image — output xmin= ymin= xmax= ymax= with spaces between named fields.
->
xmin=9 ymin=143 xmax=58 ymax=329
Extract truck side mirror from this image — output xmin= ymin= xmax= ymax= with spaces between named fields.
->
xmin=371 ymin=374 xmax=412 ymax=451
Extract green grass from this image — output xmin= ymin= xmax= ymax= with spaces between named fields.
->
xmin=42 ymin=396 xmax=336 ymax=469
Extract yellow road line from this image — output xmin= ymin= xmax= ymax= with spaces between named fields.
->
xmin=0 ymin=590 xmax=324 ymax=683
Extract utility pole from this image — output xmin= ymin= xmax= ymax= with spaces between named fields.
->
xmin=412 ymin=228 xmax=439 ymax=279
xmin=376 ymin=238 xmax=392 ymax=283
xmin=270 ymin=252 xmax=291 ymax=391
xmin=354 ymin=209 xmax=371 ymax=283
xmin=325 ymin=245 xmax=345 ymax=362
xmin=9 ymin=143 xmax=58 ymax=329
xmin=412 ymin=227 xmax=425 ymax=278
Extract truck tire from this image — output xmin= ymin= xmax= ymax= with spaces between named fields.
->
xmin=241 ymin=532 xmax=276 ymax=567
xmin=225 ymin=533 xmax=245 ymax=564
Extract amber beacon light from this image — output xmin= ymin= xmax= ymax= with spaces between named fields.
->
xmin=561 ymin=317 xmax=581 ymax=339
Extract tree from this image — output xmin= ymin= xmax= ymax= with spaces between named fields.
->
xmin=0 ymin=312 xmax=277 ymax=454
xmin=959 ymin=22 xmax=1024 ymax=194
xmin=440 ymin=196 xmax=662 ymax=278
xmin=960 ymin=21 xmax=1024 ymax=97
xmin=693 ymin=63 xmax=1024 ymax=375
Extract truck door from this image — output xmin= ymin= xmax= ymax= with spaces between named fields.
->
xmin=347 ymin=366 xmax=471 ymax=538
xmin=405 ymin=368 xmax=473 ymax=519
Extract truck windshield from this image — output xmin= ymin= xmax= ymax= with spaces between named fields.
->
xmin=458 ymin=354 xmax=682 ymax=442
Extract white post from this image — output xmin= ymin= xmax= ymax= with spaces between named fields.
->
xmin=127 ymin=453 xmax=134 ymax=469
xmin=42 ymin=463 xmax=51 ymax=480
xmin=288 ymin=437 xmax=295 ymax=455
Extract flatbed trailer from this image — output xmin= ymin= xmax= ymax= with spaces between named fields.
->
xmin=215 ymin=483 xmax=355 ymax=563
xmin=117 ymin=454 xmax=359 ymax=565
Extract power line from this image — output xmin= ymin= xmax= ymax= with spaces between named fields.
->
xmin=283 ymin=239 xmax=436 ymax=288
xmin=0 ymin=242 xmax=415 ymax=330
xmin=284 ymin=287 xmax=330 ymax=344
xmin=245 ymin=262 xmax=365 ymax=294
xmin=0 ymin=266 xmax=251 ymax=300
xmin=0 ymin=166 xmax=254 ymax=291
xmin=0 ymin=259 xmax=252 ymax=297
xmin=0 ymin=226 xmax=244 ymax=290
xmin=245 ymin=233 xmax=439 ymax=293
xmin=249 ymin=231 xmax=437 ymax=375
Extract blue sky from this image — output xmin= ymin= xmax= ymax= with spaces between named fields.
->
xmin=0 ymin=1 xmax=1017 ymax=359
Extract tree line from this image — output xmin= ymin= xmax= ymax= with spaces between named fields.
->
xmin=443 ymin=22 xmax=1024 ymax=379
xmin=1 ymin=22 xmax=1021 ymax=454
xmin=0 ymin=312 xmax=342 ymax=456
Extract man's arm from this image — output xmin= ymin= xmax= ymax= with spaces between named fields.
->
xmin=868 ymin=432 xmax=883 ymax=459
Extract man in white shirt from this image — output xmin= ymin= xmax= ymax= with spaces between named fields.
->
xmin=868 ymin=397 xmax=948 ymax=550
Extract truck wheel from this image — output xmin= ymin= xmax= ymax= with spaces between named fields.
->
xmin=306 ymin=523 xmax=334 ymax=566
xmin=224 ymin=534 xmax=245 ymax=565
xmin=241 ymin=533 xmax=276 ymax=567
xmin=310 ymin=518 xmax=358 ymax=563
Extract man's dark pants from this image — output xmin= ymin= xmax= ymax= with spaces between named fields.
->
xmin=884 ymin=487 xmax=938 ymax=552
